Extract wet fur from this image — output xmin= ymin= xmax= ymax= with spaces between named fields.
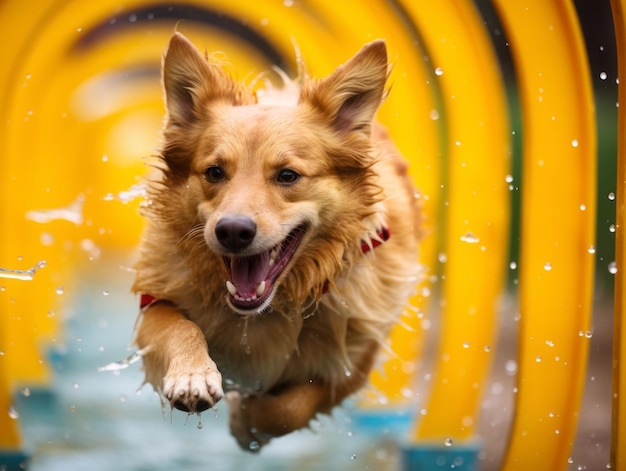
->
xmin=132 ymin=32 xmax=421 ymax=450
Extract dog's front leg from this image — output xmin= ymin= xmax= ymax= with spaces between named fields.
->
xmin=135 ymin=302 xmax=223 ymax=413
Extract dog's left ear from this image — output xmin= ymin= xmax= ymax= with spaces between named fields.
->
xmin=300 ymin=40 xmax=388 ymax=137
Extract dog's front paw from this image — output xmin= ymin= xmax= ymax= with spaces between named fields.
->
xmin=163 ymin=366 xmax=224 ymax=413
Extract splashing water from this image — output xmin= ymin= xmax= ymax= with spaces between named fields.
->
xmin=460 ymin=232 xmax=480 ymax=244
xmin=8 ymin=406 xmax=19 ymax=420
xmin=97 ymin=347 xmax=151 ymax=372
xmin=0 ymin=260 xmax=46 ymax=280
xmin=25 ymin=194 xmax=84 ymax=224
xmin=103 ymin=184 xmax=146 ymax=204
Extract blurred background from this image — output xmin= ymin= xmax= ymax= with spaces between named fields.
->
xmin=0 ymin=1 xmax=618 ymax=470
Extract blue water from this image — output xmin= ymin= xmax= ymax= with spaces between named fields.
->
xmin=13 ymin=257 xmax=407 ymax=471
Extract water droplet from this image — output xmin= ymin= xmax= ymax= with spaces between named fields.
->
xmin=571 ymin=139 xmax=579 ymax=148
xmin=197 ymin=412 xmax=203 ymax=429
xmin=483 ymin=345 xmax=491 ymax=352
xmin=610 ymin=224 xmax=616 ymax=233
xmin=240 ymin=319 xmax=249 ymax=345
xmin=462 ymin=342 xmax=470 ymax=349
xmin=345 ymin=369 xmax=352 ymax=377
xmin=249 ymin=440 xmax=260 ymax=452
xmin=600 ymin=71 xmax=608 ymax=80
xmin=444 ymin=437 xmax=453 ymax=447
xmin=435 ymin=67 xmax=444 ymax=76
xmin=438 ymin=253 xmax=447 ymax=263
xmin=21 ymin=388 xmax=30 ymax=397
xmin=460 ymin=232 xmax=480 ymax=243
xmin=609 ymin=261 xmax=618 ymax=275
xmin=505 ymin=360 xmax=517 ymax=375
xmin=543 ymin=262 xmax=552 ymax=271
xmin=585 ymin=330 xmax=593 ymax=339
xmin=588 ymin=246 xmax=596 ymax=254
xmin=580 ymin=204 xmax=587 ymax=211
xmin=8 ymin=406 xmax=19 ymax=419
xmin=429 ymin=109 xmax=440 ymax=120
xmin=505 ymin=174 xmax=514 ymax=183
xmin=535 ymin=355 xmax=542 ymax=363
xmin=40 ymin=232 xmax=54 ymax=246
xmin=509 ymin=261 xmax=517 ymax=270
xmin=609 ymin=192 xmax=616 ymax=201
xmin=56 ymin=286 xmax=64 ymax=295
xmin=350 ymin=454 xmax=357 ymax=460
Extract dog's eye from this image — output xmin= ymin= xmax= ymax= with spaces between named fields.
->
xmin=204 ymin=166 xmax=225 ymax=183
xmin=276 ymin=169 xmax=300 ymax=185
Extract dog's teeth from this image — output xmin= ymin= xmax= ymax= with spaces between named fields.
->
xmin=226 ymin=280 xmax=237 ymax=296
xmin=256 ymin=281 xmax=266 ymax=297
xmin=269 ymin=248 xmax=278 ymax=265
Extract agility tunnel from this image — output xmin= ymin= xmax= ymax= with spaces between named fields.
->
xmin=0 ymin=0 xmax=620 ymax=469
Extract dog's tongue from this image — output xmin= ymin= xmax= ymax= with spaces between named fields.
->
xmin=230 ymin=252 xmax=270 ymax=296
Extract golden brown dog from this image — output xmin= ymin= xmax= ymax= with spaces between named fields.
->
xmin=132 ymin=32 xmax=421 ymax=451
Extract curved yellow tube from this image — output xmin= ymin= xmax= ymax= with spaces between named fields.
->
xmin=402 ymin=0 xmax=510 ymax=441
xmin=611 ymin=1 xmax=626 ymax=469
xmin=490 ymin=1 xmax=597 ymax=470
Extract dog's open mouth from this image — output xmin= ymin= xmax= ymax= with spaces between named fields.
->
xmin=223 ymin=225 xmax=307 ymax=314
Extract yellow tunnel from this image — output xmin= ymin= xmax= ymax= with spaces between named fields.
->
xmin=0 ymin=1 xmax=612 ymax=470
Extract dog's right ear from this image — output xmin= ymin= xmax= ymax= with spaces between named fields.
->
xmin=162 ymin=32 xmax=237 ymax=125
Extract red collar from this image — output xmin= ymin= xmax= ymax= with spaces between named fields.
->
xmin=140 ymin=227 xmax=390 ymax=308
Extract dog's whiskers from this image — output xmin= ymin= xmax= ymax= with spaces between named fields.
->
xmin=177 ymin=223 xmax=205 ymax=251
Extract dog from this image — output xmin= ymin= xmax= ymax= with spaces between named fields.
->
xmin=132 ymin=32 xmax=422 ymax=451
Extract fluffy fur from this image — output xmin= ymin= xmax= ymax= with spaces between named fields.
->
xmin=132 ymin=32 xmax=421 ymax=451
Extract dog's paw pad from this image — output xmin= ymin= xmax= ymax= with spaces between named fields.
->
xmin=163 ymin=368 xmax=223 ymax=414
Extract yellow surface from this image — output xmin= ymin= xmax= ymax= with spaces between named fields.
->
xmin=491 ymin=1 xmax=597 ymax=470
xmin=404 ymin=0 xmax=510 ymax=441
xmin=0 ymin=0 xmax=440 ymax=449
xmin=611 ymin=1 xmax=626 ymax=469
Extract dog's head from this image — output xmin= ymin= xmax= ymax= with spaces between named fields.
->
xmin=154 ymin=33 xmax=389 ymax=316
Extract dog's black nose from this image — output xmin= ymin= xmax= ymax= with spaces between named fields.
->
xmin=215 ymin=216 xmax=257 ymax=252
